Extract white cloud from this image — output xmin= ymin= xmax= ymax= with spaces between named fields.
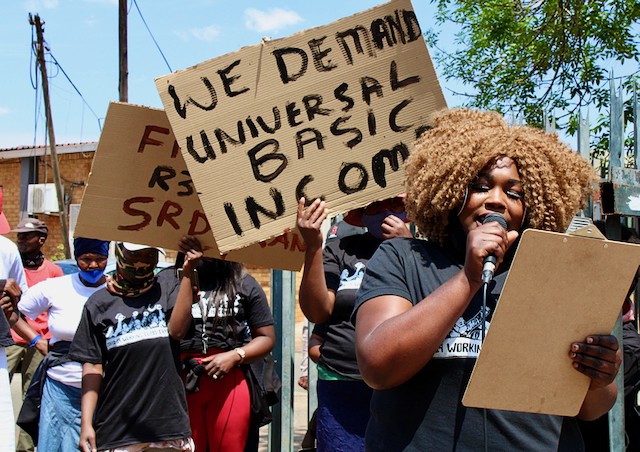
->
xmin=244 ymin=8 xmax=303 ymax=33
xmin=0 ymin=107 xmax=10 ymax=115
xmin=84 ymin=16 xmax=98 ymax=26
xmin=188 ymin=25 xmax=221 ymax=43
xmin=24 ymin=0 xmax=59 ymax=10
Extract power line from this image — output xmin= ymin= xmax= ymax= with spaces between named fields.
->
xmin=29 ymin=20 xmax=103 ymax=139
xmin=47 ymin=52 xmax=103 ymax=132
xmin=131 ymin=0 xmax=173 ymax=73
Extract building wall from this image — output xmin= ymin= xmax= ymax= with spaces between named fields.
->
xmin=246 ymin=265 xmax=305 ymax=324
xmin=2 ymin=152 xmax=94 ymax=260
xmin=0 ymin=158 xmax=22 ymax=239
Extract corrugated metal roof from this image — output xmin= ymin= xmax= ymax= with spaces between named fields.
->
xmin=0 ymin=142 xmax=98 ymax=159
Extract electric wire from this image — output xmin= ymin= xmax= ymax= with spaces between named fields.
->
xmin=131 ymin=0 xmax=173 ymax=73
xmin=29 ymin=18 xmax=104 ymax=151
xmin=47 ymin=52 xmax=103 ymax=132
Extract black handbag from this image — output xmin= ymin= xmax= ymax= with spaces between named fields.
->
xmin=243 ymin=362 xmax=274 ymax=428
xmin=16 ymin=341 xmax=73 ymax=445
xmin=16 ymin=378 xmax=41 ymax=445
xmin=243 ymin=353 xmax=282 ymax=428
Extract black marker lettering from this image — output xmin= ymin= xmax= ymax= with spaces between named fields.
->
xmin=246 ymin=188 xmax=285 ymax=228
xmin=334 ymin=83 xmax=354 ymax=112
xmin=330 ymin=116 xmax=362 ymax=148
xmin=224 ymin=202 xmax=243 ymax=236
xmin=148 ymin=166 xmax=176 ymax=191
xmin=302 ymin=95 xmax=332 ymax=121
xmin=272 ymin=47 xmax=309 ymax=84
xmin=390 ymin=61 xmax=420 ymax=90
xmin=360 ymin=76 xmax=384 ymax=105
xmin=248 ymin=139 xmax=288 ymax=182
xmin=371 ymin=143 xmax=409 ymax=188
xmin=389 ymin=98 xmax=413 ymax=132
xmin=338 ymin=163 xmax=368 ymax=194
xmin=296 ymin=128 xmax=325 ymax=159
xmin=308 ymin=36 xmax=337 ymax=72
xmin=217 ymin=59 xmax=250 ymax=97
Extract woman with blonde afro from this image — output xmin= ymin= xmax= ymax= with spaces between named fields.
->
xmin=353 ymin=108 xmax=621 ymax=451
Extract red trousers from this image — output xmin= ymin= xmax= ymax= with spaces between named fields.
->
xmin=183 ymin=354 xmax=251 ymax=452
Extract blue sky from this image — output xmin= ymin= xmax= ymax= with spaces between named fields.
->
xmin=0 ymin=0 xmax=465 ymax=149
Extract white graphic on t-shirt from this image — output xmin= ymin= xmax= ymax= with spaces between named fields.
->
xmin=104 ymin=303 xmax=167 ymax=349
xmin=190 ymin=292 xmax=240 ymax=318
xmin=337 ymin=262 xmax=366 ymax=291
xmin=434 ymin=307 xmax=491 ymax=359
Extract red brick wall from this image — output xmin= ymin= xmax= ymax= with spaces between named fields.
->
xmin=246 ymin=265 xmax=304 ymax=323
xmin=1 ymin=152 xmax=94 ymax=260
xmin=0 ymin=158 xmax=22 ymax=238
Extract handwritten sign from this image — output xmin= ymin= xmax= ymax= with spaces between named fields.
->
xmin=74 ymin=102 xmax=305 ymax=271
xmin=156 ymin=0 xmax=446 ymax=252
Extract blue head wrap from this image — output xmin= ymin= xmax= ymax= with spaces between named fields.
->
xmin=73 ymin=238 xmax=110 ymax=259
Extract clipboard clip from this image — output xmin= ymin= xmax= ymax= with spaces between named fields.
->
xmin=565 ymin=216 xmax=607 ymax=240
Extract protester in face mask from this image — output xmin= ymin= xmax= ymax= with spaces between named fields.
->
xmin=70 ymin=242 xmax=193 ymax=452
xmin=295 ymin=196 xmax=412 ymax=452
xmin=17 ymin=237 xmax=109 ymax=452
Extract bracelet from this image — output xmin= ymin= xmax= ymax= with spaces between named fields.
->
xmin=29 ymin=334 xmax=42 ymax=348
xmin=234 ymin=347 xmax=246 ymax=364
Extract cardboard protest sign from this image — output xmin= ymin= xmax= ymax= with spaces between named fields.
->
xmin=156 ymin=0 xmax=446 ymax=252
xmin=74 ymin=102 xmax=305 ymax=271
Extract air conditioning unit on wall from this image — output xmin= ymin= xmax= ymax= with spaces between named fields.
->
xmin=27 ymin=183 xmax=61 ymax=214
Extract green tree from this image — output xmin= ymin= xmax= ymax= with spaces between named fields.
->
xmin=425 ymin=0 xmax=640 ymax=129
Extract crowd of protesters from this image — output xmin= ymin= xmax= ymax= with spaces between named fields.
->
xmin=1 ymin=108 xmax=640 ymax=452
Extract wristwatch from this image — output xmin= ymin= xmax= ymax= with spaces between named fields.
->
xmin=234 ymin=347 xmax=246 ymax=364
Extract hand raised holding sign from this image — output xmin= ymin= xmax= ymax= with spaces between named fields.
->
xmin=297 ymin=197 xmax=329 ymax=252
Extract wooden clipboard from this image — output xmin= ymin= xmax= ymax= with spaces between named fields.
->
xmin=462 ymin=227 xmax=640 ymax=416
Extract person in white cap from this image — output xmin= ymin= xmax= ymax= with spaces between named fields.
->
xmin=70 ymin=242 xmax=193 ymax=452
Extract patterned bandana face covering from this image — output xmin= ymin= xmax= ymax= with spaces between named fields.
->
xmin=108 ymin=243 xmax=157 ymax=297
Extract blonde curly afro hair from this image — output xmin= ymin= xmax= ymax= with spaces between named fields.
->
xmin=405 ymin=109 xmax=597 ymax=243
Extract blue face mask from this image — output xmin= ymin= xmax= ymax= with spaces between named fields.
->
xmin=79 ymin=269 xmax=105 ymax=284
xmin=361 ymin=210 xmax=407 ymax=240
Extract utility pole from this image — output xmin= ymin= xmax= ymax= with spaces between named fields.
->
xmin=119 ymin=0 xmax=128 ymax=102
xmin=29 ymin=13 xmax=71 ymax=259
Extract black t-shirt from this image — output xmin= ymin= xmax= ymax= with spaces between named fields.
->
xmin=69 ymin=271 xmax=191 ymax=450
xmin=0 ymin=311 xmax=13 ymax=347
xmin=353 ymin=237 xmax=584 ymax=451
xmin=579 ymin=321 xmax=640 ymax=451
xmin=178 ymin=272 xmax=274 ymax=353
xmin=319 ymin=232 xmax=381 ymax=379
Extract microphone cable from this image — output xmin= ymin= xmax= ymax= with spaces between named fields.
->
xmin=479 ymin=212 xmax=506 ymax=451
xmin=481 ymin=281 xmax=489 ymax=452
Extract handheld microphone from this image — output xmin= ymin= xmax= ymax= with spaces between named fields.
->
xmin=481 ymin=213 xmax=508 ymax=284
